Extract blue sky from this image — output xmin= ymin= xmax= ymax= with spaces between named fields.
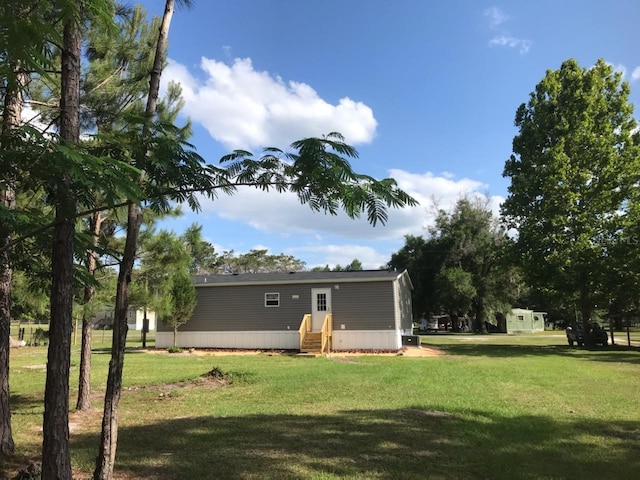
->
xmin=136 ymin=0 xmax=640 ymax=269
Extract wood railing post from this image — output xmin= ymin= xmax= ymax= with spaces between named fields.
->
xmin=298 ymin=314 xmax=311 ymax=351
xmin=320 ymin=313 xmax=333 ymax=354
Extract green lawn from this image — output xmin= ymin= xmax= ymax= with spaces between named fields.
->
xmin=4 ymin=334 xmax=640 ymax=479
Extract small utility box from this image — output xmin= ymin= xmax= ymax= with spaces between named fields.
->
xmin=402 ymin=335 xmax=420 ymax=346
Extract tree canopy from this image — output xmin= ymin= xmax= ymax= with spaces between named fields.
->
xmin=164 ymin=268 xmax=196 ymax=349
xmin=390 ymin=197 xmax=520 ymax=331
xmin=501 ymin=58 xmax=640 ymax=325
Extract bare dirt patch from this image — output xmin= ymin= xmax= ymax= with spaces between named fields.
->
xmin=399 ymin=346 xmax=445 ymax=357
xmin=326 ymin=346 xmax=447 ymax=357
xmin=124 ymin=367 xmax=233 ymax=399
xmin=62 ymin=369 xmax=233 ymax=439
xmin=329 ymin=346 xmax=444 ymax=358
xmin=68 ymin=408 xmax=103 ymax=434
xmin=147 ymin=346 xmax=445 ymax=358
xmin=146 ymin=348 xmax=293 ymax=357
xmin=22 ymin=364 xmax=47 ymax=370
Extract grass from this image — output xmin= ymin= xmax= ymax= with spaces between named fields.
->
xmin=4 ymin=333 xmax=640 ymax=479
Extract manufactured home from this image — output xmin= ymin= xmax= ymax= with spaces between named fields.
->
xmin=504 ymin=308 xmax=546 ymax=333
xmin=155 ymin=270 xmax=414 ymax=352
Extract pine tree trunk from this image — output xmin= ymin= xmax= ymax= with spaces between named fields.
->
xmin=42 ymin=197 xmax=75 ymax=479
xmin=93 ymin=206 xmax=142 ymax=480
xmin=76 ymin=317 xmax=93 ymax=409
xmin=0 ymin=185 xmax=16 ymax=457
xmin=146 ymin=0 xmax=174 ymax=119
xmin=77 ymin=211 xmax=103 ymax=411
xmin=93 ymin=2 xmax=175 ymax=477
xmin=42 ymin=3 xmax=82 ymax=478
xmin=0 ymin=62 xmax=26 ymax=458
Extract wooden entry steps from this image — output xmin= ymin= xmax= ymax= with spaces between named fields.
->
xmin=300 ymin=332 xmax=322 ymax=353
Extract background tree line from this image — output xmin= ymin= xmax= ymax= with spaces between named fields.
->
xmin=390 ymin=59 xmax=640 ymax=336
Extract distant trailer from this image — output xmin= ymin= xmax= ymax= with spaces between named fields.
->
xmin=505 ymin=308 xmax=546 ymax=333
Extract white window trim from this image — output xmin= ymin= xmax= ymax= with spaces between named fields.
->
xmin=265 ymin=292 xmax=280 ymax=307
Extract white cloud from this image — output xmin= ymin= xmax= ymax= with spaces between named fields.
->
xmin=21 ymin=104 xmax=54 ymax=133
xmin=484 ymin=7 xmax=532 ymax=54
xmin=488 ymin=35 xmax=532 ymax=54
xmin=183 ymin=170 xmax=505 ymax=269
xmin=163 ymin=57 xmax=377 ymax=150
xmin=602 ymin=62 xmax=640 ymax=82
xmin=484 ymin=7 xmax=509 ymax=28
xmin=197 ymin=169 xmax=503 ymax=243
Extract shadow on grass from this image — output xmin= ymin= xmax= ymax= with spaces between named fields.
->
xmin=91 ymin=347 xmax=152 ymax=354
xmin=425 ymin=343 xmax=640 ymax=364
xmin=7 ymin=393 xmax=43 ymax=414
xmin=70 ymin=407 xmax=640 ymax=480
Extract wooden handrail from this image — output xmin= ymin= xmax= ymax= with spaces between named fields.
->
xmin=298 ymin=314 xmax=311 ymax=351
xmin=320 ymin=313 xmax=333 ymax=354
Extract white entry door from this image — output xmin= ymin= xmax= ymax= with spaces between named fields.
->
xmin=311 ymin=288 xmax=332 ymax=331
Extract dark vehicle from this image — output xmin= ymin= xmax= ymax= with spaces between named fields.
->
xmin=566 ymin=322 xmax=608 ymax=346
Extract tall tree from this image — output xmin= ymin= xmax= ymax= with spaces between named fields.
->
xmin=390 ymin=198 xmax=518 ymax=331
xmin=164 ymin=268 xmax=196 ymax=348
xmin=434 ymin=266 xmax=476 ymax=327
xmin=0 ymin=0 xmax=57 ymax=456
xmin=216 ymin=249 xmax=305 ymax=274
xmin=94 ymin=1 xmax=186 ymax=477
xmin=345 ymin=259 xmax=363 ymax=271
xmin=0 ymin=54 xmax=24 ymax=462
xmin=76 ymin=2 xmax=164 ymax=413
xmin=388 ymin=235 xmax=449 ymax=320
xmin=31 ymin=1 xmax=131 ymax=477
xmin=501 ymin=58 xmax=640 ymax=333
xmin=76 ymin=211 xmax=103 ymax=411
xmin=133 ymin=229 xmax=191 ymax=311
xmin=41 ymin=1 xmax=84 ymax=476
xmin=432 ymin=198 xmax=517 ymax=332
xmin=183 ymin=223 xmax=218 ymax=275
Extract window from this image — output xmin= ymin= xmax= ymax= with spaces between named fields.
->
xmin=517 ymin=315 xmax=524 ymax=321
xmin=265 ymin=292 xmax=280 ymax=307
xmin=316 ymin=293 xmax=327 ymax=311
